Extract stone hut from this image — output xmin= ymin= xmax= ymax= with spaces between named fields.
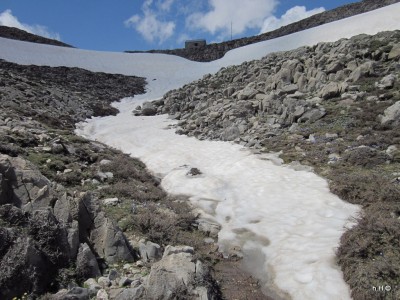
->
xmin=185 ymin=39 xmax=206 ymax=49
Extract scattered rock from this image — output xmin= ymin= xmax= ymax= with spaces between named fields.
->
xmin=381 ymin=101 xmax=400 ymax=126
xmin=102 ymin=198 xmax=120 ymax=206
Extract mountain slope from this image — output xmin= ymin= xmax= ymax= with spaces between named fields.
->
xmin=0 ymin=25 xmax=72 ymax=48
xmin=126 ymin=0 xmax=400 ymax=62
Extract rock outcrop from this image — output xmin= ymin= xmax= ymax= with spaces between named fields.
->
xmin=0 ymin=154 xmax=137 ymax=299
xmin=139 ymin=31 xmax=400 ymax=151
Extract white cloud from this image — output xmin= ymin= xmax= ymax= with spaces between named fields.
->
xmin=260 ymin=6 xmax=325 ymax=34
xmin=157 ymin=0 xmax=175 ymax=12
xmin=125 ymin=0 xmax=176 ymax=44
xmin=0 ymin=9 xmax=60 ymax=40
xmin=186 ymin=0 xmax=278 ymax=39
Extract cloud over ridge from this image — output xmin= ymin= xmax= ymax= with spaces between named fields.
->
xmin=0 ymin=9 xmax=60 ymax=40
xmin=260 ymin=6 xmax=325 ymax=34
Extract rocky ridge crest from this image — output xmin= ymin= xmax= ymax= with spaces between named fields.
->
xmin=0 ymin=26 xmax=72 ymax=48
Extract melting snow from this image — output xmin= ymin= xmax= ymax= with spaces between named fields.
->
xmin=2 ymin=3 xmax=400 ymax=299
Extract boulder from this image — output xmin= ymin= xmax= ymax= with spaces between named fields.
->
xmin=138 ymin=240 xmax=162 ymax=262
xmin=76 ymin=243 xmax=101 ymax=279
xmin=320 ymin=82 xmax=340 ymax=100
xmin=326 ymin=61 xmax=344 ymax=74
xmin=102 ymin=197 xmax=120 ymax=206
xmin=141 ymin=102 xmax=157 ymax=116
xmin=63 ymin=287 xmax=90 ymax=300
xmin=281 ymin=84 xmax=298 ymax=94
xmin=349 ymin=61 xmax=376 ymax=82
xmin=96 ymin=289 xmax=109 ymax=300
xmin=28 ymin=209 xmax=70 ymax=262
xmin=145 ymin=246 xmax=197 ymax=300
xmin=298 ymin=108 xmax=326 ymax=123
xmin=163 ymin=245 xmax=195 ymax=257
xmin=388 ymin=44 xmax=400 ymax=60
xmin=54 ymin=193 xmax=73 ymax=225
xmin=381 ymin=101 xmax=400 ymax=126
xmin=78 ymin=193 xmax=135 ymax=264
xmin=0 ymin=154 xmax=52 ymax=211
xmin=221 ymin=125 xmax=240 ymax=141
xmin=376 ymin=74 xmax=396 ymax=89
xmin=197 ymin=219 xmax=221 ymax=237
xmin=109 ymin=287 xmax=145 ymax=300
xmin=238 ymin=84 xmax=257 ymax=100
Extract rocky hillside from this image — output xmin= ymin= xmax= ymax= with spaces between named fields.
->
xmin=138 ymin=30 xmax=400 ymax=299
xmin=0 ymin=62 xmax=232 ymax=299
xmin=127 ymin=0 xmax=400 ymax=62
xmin=0 ymin=26 xmax=72 ymax=48
xmin=0 ymin=60 xmax=145 ymax=128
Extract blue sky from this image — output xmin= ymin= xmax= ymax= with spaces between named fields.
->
xmin=0 ymin=0 xmax=358 ymax=52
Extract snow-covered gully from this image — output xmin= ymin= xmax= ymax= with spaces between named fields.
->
xmin=2 ymin=4 xmax=400 ymax=299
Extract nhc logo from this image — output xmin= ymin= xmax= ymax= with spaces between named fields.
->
xmin=372 ymin=285 xmax=392 ymax=292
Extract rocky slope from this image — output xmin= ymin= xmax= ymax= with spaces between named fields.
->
xmin=126 ymin=0 xmax=400 ymax=62
xmin=0 ymin=26 xmax=72 ymax=48
xmin=138 ymin=30 xmax=400 ymax=300
xmin=0 ymin=62 xmax=226 ymax=299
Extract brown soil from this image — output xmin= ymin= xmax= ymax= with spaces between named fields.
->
xmin=213 ymin=258 xmax=271 ymax=300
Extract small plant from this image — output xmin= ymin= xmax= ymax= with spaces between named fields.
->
xmin=12 ymin=292 xmax=28 ymax=300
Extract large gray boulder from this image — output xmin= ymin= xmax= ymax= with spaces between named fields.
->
xmin=381 ymin=101 xmax=400 ymax=126
xmin=76 ymin=243 xmax=101 ymax=279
